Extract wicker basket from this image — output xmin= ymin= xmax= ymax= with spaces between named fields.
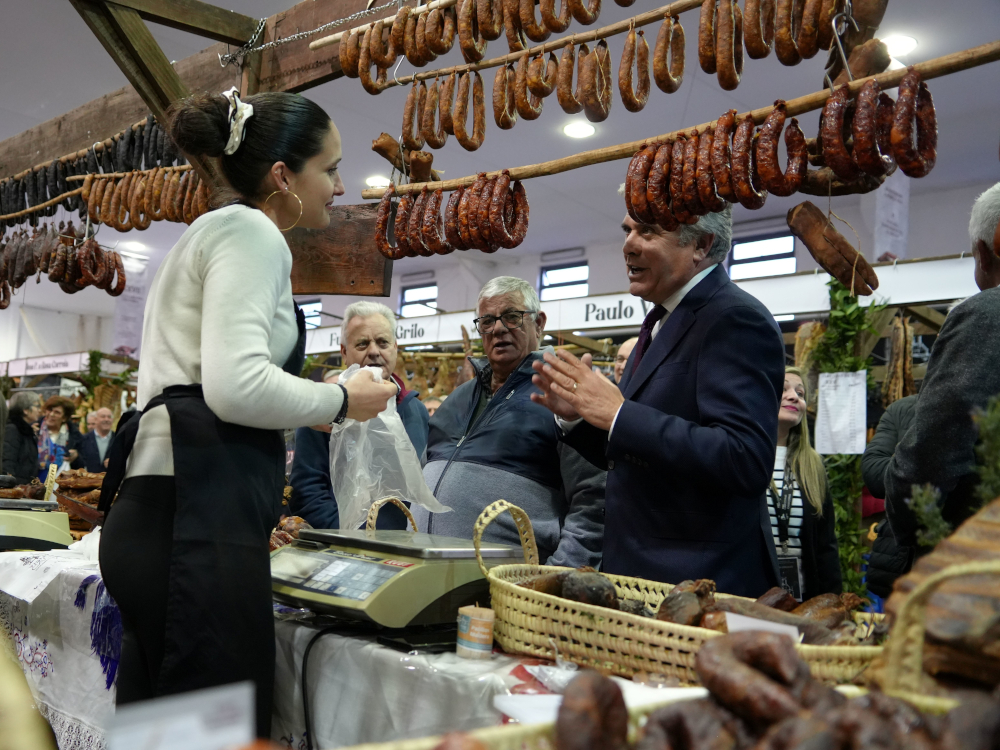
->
xmin=874 ymin=559 xmax=1000 ymax=714
xmin=473 ymin=500 xmax=883 ymax=685
xmin=365 ymin=497 xmax=419 ymax=531
xmin=337 ymin=695 xmax=677 ymax=750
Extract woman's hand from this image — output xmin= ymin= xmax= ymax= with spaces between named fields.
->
xmin=343 ymin=370 xmax=397 ymax=421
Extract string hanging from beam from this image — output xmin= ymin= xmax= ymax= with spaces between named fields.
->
xmin=360 ymin=39 xmax=1000 ymax=199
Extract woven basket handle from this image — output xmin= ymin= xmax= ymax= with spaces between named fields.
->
xmin=365 ymin=497 xmax=419 ymax=532
xmin=473 ymin=500 xmax=539 ymax=577
xmin=881 ymin=558 xmax=1000 ymax=694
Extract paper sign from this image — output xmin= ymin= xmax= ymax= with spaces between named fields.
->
xmin=874 ymin=170 xmax=910 ymax=260
xmin=725 ymin=612 xmax=801 ymax=642
xmin=106 ymin=681 xmax=254 ymax=750
xmin=814 ymin=371 xmax=868 ymax=455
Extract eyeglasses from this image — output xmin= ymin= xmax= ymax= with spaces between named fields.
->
xmin=472 ymin=310 xmax=536 ymax=335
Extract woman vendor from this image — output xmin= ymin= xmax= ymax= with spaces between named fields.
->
xmin=98 ymin=89 xmax=398 ymax=737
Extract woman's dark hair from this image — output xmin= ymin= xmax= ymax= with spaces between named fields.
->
xmin=167 ymin=92 xmax=332 ymax=199
xmin=42 ymin=395 xmax=74 ymax=422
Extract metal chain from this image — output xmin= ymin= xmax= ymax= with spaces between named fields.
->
xmin=219 ymin=0 xmax=400 ymax=68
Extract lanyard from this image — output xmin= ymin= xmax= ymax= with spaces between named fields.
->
xmin=769 ymin=458 xmax=797 ymax=553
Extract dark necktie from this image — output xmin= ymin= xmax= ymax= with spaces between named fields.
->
xmin=631 ymin=305 xmax=668 ymax=374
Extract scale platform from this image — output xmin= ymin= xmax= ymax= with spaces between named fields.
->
xmin=0 ymin=501 xmax=72 ymax=550
xmin=270 ymin=528 xmax=523 ymax=628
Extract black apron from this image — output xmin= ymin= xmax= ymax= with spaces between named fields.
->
xmin=101 ymin=304 xmax=306 ymax=737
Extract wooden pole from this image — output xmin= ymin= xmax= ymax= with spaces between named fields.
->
xmin=0 ymin=188 xmax=84 ymax=222
xmin=64 ymin=165 xmax=192 ymax=181
xmin=361 ymin=39 xmax=1000 ymax=199
xmin=386 ymin=0 xmax=701 ymax=88
xmin=309 ymin=0 xmax=459 ymax=50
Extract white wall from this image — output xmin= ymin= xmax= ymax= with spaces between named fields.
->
xmin=0 ymin=304 xmax=113 ymax=361
xmin=316 ymin=178 xmax=996 ymax=325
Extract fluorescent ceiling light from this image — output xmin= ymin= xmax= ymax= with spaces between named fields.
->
xmin=774 ymin=314 xmax=795 ymax=322
xmin=882 ymin=35 xmax=917 ymax=57
xmin=366 ymin=175 xmax=391 ymax=188
xmin=563 ymin=122 xmax=596 ymax=139
xmin=887 ymin=57 xmax=906 ymax=71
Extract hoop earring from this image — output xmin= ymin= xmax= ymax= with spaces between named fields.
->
xmin=262 ymin=190 xmax=303 ymax=232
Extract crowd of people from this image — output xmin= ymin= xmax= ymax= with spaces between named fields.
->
xmin=3 ymin=393 xmax=116 ymax=483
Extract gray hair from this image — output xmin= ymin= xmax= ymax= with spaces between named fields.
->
xmin=969 ymin=183 xmax=1000 ymax=249
xmin=9 ymin=391 xmax=41 ymax=419
xmin=342 ymin=301 xmax=397 ymax=343
xmin=617 ymin=183 xmax=732 ymax=262
xmin=478 ymin=276 xmax=540 ymax=313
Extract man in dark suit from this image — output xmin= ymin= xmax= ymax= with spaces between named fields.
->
xmin=79 ymin=407 xmax=115 ymax=473
xmin=530 ymin=205 xmax=785 ymax=596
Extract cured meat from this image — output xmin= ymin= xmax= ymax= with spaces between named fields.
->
xmin=421 ymin=187 xmax=454 ymax=254
xmin=774 ymin=0 xmax=803 ymax=66
xmin=453 ymin=71 xmax=487 ymax=151
xmin=493 ymin=64 xmax=518 ymax=129
xmin=423 ymin=78 xmax=450 ymax=148
xmin=711 ymin=109 xmax=738 ymax=201
xmin=646 ymin=142 xmax=678 ymax=231
xmin=731 ymin=114 xmax=768 ymax=209
xmin=744 ymin=0 xmax=774 ymax=59
xmin=339 ymin=27 xmax=362 ymax=78
xmin=555 ymin=672 xmax=629 ymax=750
xmin=629 ymin=144 xmax=659 ymax=224
xmin=440 ymin=72 xmax=457 ymax=135
xmin=757 ymin=101 xmax=808 ymax=197
xmin=619 ymin=27 xmax=650 ymax=112
xmin=890 ymin=68 xmax=936 ymax=178
xmin=852 ymin=79 xmax=894 ymax=177
xmin=821 ymin=85 xmax=860 ymax=181
xmin=458 ymin=0 xmax=488 ymax=62
xmin=444 ymin=187 xmax=469 ymax=250
xmin=393 ymin=192 xmax=415 ymax=257
xmin=527 ymin=51 xmax=558 ymax=98
xmin=714 ymin=0 xmax=744 ymax=91
xmin=557 ymin=42 xmax=589 ymax=114
xmin=581 ymin=40 xmax=612 ymax=123
xmin=652 ymin=16 xmax=684 ymax=94
xmin=541 ymin=0 xmax=570 ymax=33
xmin=786 ymin=201 xmax=878 ymax=295
xmin=426 ymin=6 xmax=457 ymax=54
xmin=567 ymin=0 xmax=600 ymax=26
xmin=695 ymin=130 xmax=727 ymax=212
xmin=407 ymin=187 xmax=432 ymax=256
xmin=358 ymin=26 xmax=389 ymax=94
xmin=375 ymin=184 xmax=401 ymax=260
xmin=698 ymin=0 xmax=717 ymax=75
xmin=515 ymin=54 xmax=543 ymax=120
xmin=403 ymin=81 xmax=428 ymax=150
xmin=476 ymin=0 xmax=504 ymax=41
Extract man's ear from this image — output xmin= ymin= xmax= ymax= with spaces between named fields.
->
xmin=534 ymin=310 xmax=547 ymax=336
xmin=695 ymin=233 xmax=715 ymax=262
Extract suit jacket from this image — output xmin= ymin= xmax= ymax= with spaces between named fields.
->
xmin=79 ymin=430 xmax=114 ymax=473
xmin=564 ymin=265 xmax=784 ymax=597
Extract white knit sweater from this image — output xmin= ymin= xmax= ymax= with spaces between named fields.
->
xmin=125 ymin=204 xmax=343 ymax=477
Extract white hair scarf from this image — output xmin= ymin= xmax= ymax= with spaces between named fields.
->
xmin=221 ymin=86 xmax=254 ymax=155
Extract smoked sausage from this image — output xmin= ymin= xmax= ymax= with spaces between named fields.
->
xmin=459 ymin=0 xmax=488 ymax=62
xmin=758 ymin=101 xmax=808 ymax=196
xmin=698 ymin=0 xmax=717 ymax=74
xmin=454 ymin=71 xmax=487 ymax=151
xmin=541 ymin=0 xmax=571 ymax=33
xmin=682 ymin=132 xmax=708 ymax=216
xmin=557 ymin=42 xmax=589 ymax=114
xmin=669 ymin=138 xmax=697 ymax=224
xmin=493 ymin=64 xmax=518 ymax=129
xmin=403 ymin=82 xmax=428 ymax=150
xmin=515 ymin=54 xmax=544 ymax=120
xmin=890 ymin=68 xmax=936 ymax=178
xmin=852 ymin=79 xmax=892 ymax=177
xmin=647 ymin=142 xmax=679 ymax=231
xmin=375 ymin=184 xmax=404 ymax=260
xmin=821 ymin=85 xmax=860 ymax=181
xmin=629 ymin=144 xmax=659 ymax=224
xmin=426 ymin=7 xmax=457 ymax=54
xmin=568 ymin=0 xmax=600 ymax=26
xmin=394 ymin=192 xmax=416 ymax=257
xmin=744 ymin=0 xmax=774 ymax=59
xmin=359 ymin=26 xmax=389 ymax=94
xmin=619 ymin=27 xmax=650 ymax=112
xmin=714 ymin=0 xmax=743 ymax=91
xmin=696 ymin=130 xmax=727 ymax=212
xmin=339 ymin=28 xmax=362 ymax=78
xmin=711 ymin=109 xmax=738 ymax=201
xmin=422 ymin=188 xmax=454 ymax=254
xmin=774 ymin=0 xmax=803 ymax=66
xmin=445 ymin=187 xmax=469 ymax=250
xmin=527 ymin=52 xmax=559 ymax=98
xmin=581 ymin=40 xmax=612 ymax=123
xmin=653 ymin=16 xmax=685 ymax=94
xmin=477 ymin=0 xmax=505 ymax=41
xmin=732 ymin=114 xmax=768 ymax=209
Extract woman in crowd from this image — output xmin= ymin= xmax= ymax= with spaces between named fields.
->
xmin=770 ymin=366 xmax=842 ymax=600
xmin=3 ymin=393 xmax=43 ymax=483
xmin=36 ymin=396 xmax=80 ymax=478
xmin=97 ymin=88 xmax=396 ymax=737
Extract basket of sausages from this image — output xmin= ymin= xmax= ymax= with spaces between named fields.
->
xmin=473 ymin=500 xmax=885 ymax=685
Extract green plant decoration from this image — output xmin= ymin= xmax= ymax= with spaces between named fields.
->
xmin=907 ymin=484 xmax=952 ymax=548
xmin=975 ymin=394 xmax=1000 ymax=505
xmin=810 ymin=280 xmax=887 ymax=597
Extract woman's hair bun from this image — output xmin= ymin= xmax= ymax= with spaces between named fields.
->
xmin=167 ymin=93 xmax=230 ymax=158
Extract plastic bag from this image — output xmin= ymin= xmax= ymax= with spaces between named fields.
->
xmin=330 ymin=365 xmax=450 ymax=531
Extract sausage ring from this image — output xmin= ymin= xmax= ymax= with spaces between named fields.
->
xmin=375 ymin=184 xmax=402 ymax=260
xmin=715 ymin=0 xmax=744 ymax=91
xmin=422 ymin=187 xmax=454 ymax=254
xmin=426 ymin=7 xmax=457 ymax=54
xmin=647 ymin=142 xmax=679 ymax=231
xmin=653 ymin=16 xmax=685 ymax=94
xmin=503 ymin=0 xmax=528 ymax=51
xmin=852 ymin=80 xmax=892 ymax=177
xmin=477 ymin=0 xmax=505 ymax=41
xmin=369 ymin=15 xmax=398 ymax=68
xmin=821 ymin=85 xmax=860 ymax=181
xmin=557 ymin=42 xmax=589 ymax=114
xmin=582 ymin=40 xmax=612 ymax=123
xmin=541 ymin=0 xmax=571 ymax=33
xmin=698 ymin=0 xmax=717 ymax=74
xmin=476 ymin=176 xmax=500 ymax=252
xmin=515 ymin=55 xmax=544 ymax=120
xmin=407 ymin=187 xmax=433 ymax=257
xmin=775 ymin=0 xmax=803 ymax=66
xmin=458 ymin=0 xmax=488 ymax=62
xmin=403 ymin=81 xmax=428 ymax=150
xmin=463 ymin=173 xmax=488 ymax=248
xmin=568 ymin=0 xmax=600 ymax=26
xmin=696 ymin=130 xmax=727 ymax=212
xmin=393 ymin=192 xmax=415 ymax=257
xmin=682 ymin=132 xmax=708 ymax=216
xmin=423 ymin=78 xmax=450 ymax=148
xmin=796 ymin=0 xmax=822 ymax=59
xmin=757 ymin=101 xmax=808 ymax=196
xmin=454 ymin=71 xmax=487 ymax=151
xmin=445 ymin=187 xmax=469 ymax=250
xmin=359 ymin=26 xmax=389 ymax=94
xmin=101 ymin=176 xmax=117 ymax=227
xmin=619 ymin=27 xmax=650 ymax=112
xmin=489 ymin=171 xmax=517 ymax=248
xmin=744 ymin=0 xmax=774 ymax=59
xmin=493 ymin=64 xmax=518 ymax=129
xmin=415 ymin=12 xmax=440 ymax=64
xmin=629 ymin=144 xmax=659 ymax=224
xmin=131 ymin=174 xmax=152 ymax=230
xmin=528 ymin=52 xmax=559 ymax=98
xmin=339 ymin=28 xmax=362 ymax=78
xmin=711 ymin=109 xmax=738 ymax=201
xmin=731 ymin=114 xmax=768 ymax=209
xmin=669 ymin=137 xmax=697 ymax=224
xmin=890 ymin=68 xmax=936 ymax=178
xmin=108 ymin=252 xmax=127 ymax=297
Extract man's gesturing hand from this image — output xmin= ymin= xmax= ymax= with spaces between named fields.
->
xmin=530 ymin=350 xmax=624 ymax=431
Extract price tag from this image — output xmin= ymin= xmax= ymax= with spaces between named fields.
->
xmin=725 ymin=612 xmax=802 ymax=643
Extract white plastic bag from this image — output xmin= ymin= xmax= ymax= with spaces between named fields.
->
xmin=330 ymin=365 xmax=450 ymax=531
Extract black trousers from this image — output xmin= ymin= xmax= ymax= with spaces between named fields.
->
xmin=99 ymin=476 xmax=176 ymax=705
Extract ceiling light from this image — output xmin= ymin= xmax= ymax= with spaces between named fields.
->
xmin=774 ymin=314 xmax=795 ymax=322
xmin=887 ymin=57 xmax=906 ymax=71
xmin=882 ymin=35 xmax=917 ymax=57
xmin=563 ymin=122 xmax=596 ymax=139
xmin=366 ymin=175 xmax=391 ymax=188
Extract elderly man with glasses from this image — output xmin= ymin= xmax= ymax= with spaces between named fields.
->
xmin=411 ymin=276 xmax=606 ymax=568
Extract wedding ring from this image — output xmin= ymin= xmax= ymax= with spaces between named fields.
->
xmin=572 ymin=382 xmax=579 ymax=392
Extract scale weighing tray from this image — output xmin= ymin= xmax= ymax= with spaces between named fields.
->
xmin=0 ymin=504 xmax=72 ymax=550
xmin=270 ymin=528 xmax=523 ymax=628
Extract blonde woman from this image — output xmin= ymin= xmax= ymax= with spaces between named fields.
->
xmin=771 ymin=366 xmax=842 ymax=600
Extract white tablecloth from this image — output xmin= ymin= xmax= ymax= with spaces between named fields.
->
xmin=0 ymin=549 xmax=534 ymax=750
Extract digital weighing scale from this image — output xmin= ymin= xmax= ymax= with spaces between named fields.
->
xmin=0 ymin=467 xmax=72 ymax=551
xmin=271 ymin=528 xmax=523 ymax=628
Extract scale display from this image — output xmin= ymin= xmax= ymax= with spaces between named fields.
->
xmin=271 ymin=549 xmax=403 ymax=602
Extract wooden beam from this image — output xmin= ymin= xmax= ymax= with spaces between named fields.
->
xmin=902 ymin=304 xmax=947 ymax=331
xmin=554 ymin=332 xmax=613 ymax=354
xmin=106 ymin=0 xmax=259 ymax=46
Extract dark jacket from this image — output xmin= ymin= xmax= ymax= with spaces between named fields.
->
xmin=862 ymin=395 xmax=919 ymax=598
xmin=78 ymin=430 xmax=115 ymax=473
xmin=564 ymin=265 xmax=785 ymax=597
xmin=289 ymin=384 xmax=429 ymax=530
xmin=796 ymin=480 xmax=843 ymax=600
xmin=414 ymin=350 xmax=606 ymax=568
xmin=67 ymin=420 xmax=85 ymax=470
xmin=884 ymin=291 xmax=1000 ymax=549
xmin=3 ymin=415 xmax=39 ymax=484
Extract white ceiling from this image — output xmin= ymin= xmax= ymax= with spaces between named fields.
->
xmin=2 ymin=0 xmax=999 ymax=285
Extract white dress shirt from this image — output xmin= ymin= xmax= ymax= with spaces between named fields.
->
xmin=557 ymin=263 xmax=719 ymax=435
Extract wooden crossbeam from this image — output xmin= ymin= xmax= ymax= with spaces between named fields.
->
xmin=105 ymin=0 xmax=259 ymax=46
